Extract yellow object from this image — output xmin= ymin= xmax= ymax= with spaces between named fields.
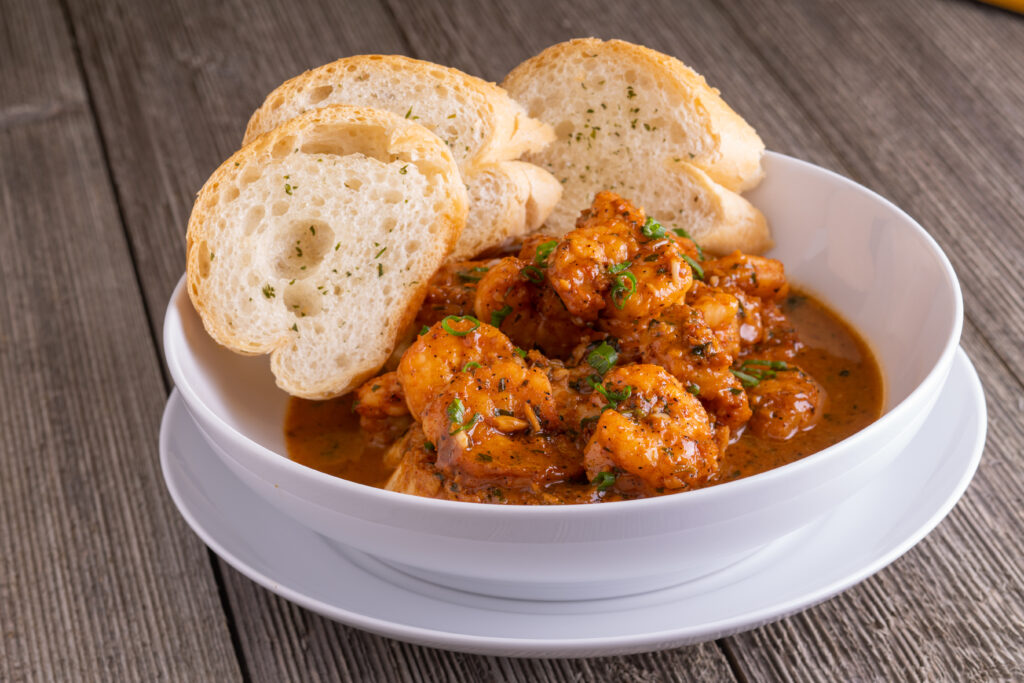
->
xmin=978 ymin=0 xmax=1024 ymax=13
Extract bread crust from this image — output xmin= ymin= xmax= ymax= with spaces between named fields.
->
xmin=187 ymin=104 xmax=467 ymax=398
xmin=452 ymin=161 xmax=562 ymax=261
xmin=502 ymin=38 xmax=765 ymax=192
xmin=244 ymin=54 xmax=554 ymax=175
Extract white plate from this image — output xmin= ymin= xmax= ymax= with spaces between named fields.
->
xmin=161 ymin=347 xmax=985 ymax=658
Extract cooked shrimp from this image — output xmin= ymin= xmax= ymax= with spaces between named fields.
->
xmin=354 ymin=371 xmax=411 ymax=445
xmin=609 ymin=304 xmax=752 ymax=430
xmin=546 ymin=191 xmax=645 ymax=320
xmin=397 ymin=318 xmax=517 ymax=418
xmin=474 ymin=256 xmax=590 ymax=358
xmin=688 ymin=283 xmax=743 ymax=357
xmin=745 ymin=365 xmax=825 ymax=440
xmin=583 ymin=364 xmax=721 ymax=494
xmin=419 ymin=360 xmax=584 ymax=490
xmin=703 ymin=251 xmax=789 ymax=301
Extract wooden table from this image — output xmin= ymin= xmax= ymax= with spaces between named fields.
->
xmin=3 ymin=0 xmax=1022 ymax=679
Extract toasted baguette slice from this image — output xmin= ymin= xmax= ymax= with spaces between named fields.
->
xmin=502 ymin=38 xmax=769 ymax=251
xmin=244 ymin=54 xmax=554 ymax=175
xmin=453 ymin=161 xmax=563 ymax=261
xmin=503 ymin=38 xmax=765 ymax=193
xmin=187 ymin=105 xmax=467 ymax=398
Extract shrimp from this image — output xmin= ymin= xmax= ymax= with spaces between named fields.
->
xmin=703 ymin=251 xmax=789 ymax=301
xmin=609 ymin=304 xmax=752 ymax=430
xmin=745 ymin=365 xmax=825 ymax=440
xmin=354 ymin=371 xmax=411 ymax=446
xmin=473 ymin=257 xmax=590 ymax=358
xmin=420 ymin=359 xmax=584 ymax=491
xmin=583 ymin=365 xmax=721 ymax=495
xmin=687 ymin=283 xmax=743 ymax=357
xmin=545 ymin=191 xmax=645 ymax=320
xmin=397 ymin=318 xmax=517 ymax=418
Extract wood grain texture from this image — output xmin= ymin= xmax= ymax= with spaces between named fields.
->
xmin=388 ymin=0 xmax=1024 ymax=679
xmin=45 ymin=0 xmax=1024 ymax=679
xmin=0 ymin=0 xmax=241 ymax=679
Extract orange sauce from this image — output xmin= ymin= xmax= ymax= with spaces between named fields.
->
xmin=284 ymin=396 xmax=392 ymax=487
xmin=717 ymin=291 xmax=884 ymax=481
xmin=285 ymin=289 xmax=884 ymax=492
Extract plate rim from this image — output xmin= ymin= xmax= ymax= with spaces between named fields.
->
xmin=160 ymin=346 xmax=986 ymax=657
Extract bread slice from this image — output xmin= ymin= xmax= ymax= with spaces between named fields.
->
xmin=187 ymin=105 xmax=467 ymax=399
xmin=502 ymin=38 xmax=770 ymax=251
xmin=243 ymin=54 xmax=554 ymax=175
xmin=454 ymin=161 xmax=563 ymax=261
xmin=243 ymin=54 xmax=558 ymax=258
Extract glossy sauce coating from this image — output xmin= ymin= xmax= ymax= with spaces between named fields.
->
xmin=286 ymin=288 xmax=883 ymax=492
xmin=286 ymin=193 xmax=884 ymax=503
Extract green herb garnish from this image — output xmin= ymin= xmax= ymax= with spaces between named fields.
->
xmin=641 ymin=216 xmax=666 ymax=239
xmin=521 ymin=265 xmax=545 ymax=284
xmin=587 ymin=341 xmax=618 ymax=376
xmin=441 ymin=315 xmax=480 ymax=336
xmin=592 ymin=471 xmax=617 ymax=491
xmin=672 ymin=228 xmax=706 ymax=259
xmin=462 ymin=361 xmax=481 ymax=372
xmin=730 ymin=359 xmax=791 ymax=387
xmin=490 ymin=304 xmax=513 ymax=328
xmin=456 ymin=266 xmax=489 ymax=282
xmin=447 ymin=398 xmax=480 ymax=435
xmin=683 ymin=254 xmax=704 ymax=280
xmin=607 ymin=262 xmax=637 ymax=309
xmin=534 ymin=240 xmax=559 ymax=267
xmin=588 ymin=377 xmax=633 ymax=409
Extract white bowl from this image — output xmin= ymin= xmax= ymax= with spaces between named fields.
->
xmin=164 ymin=152 xmax=963 ymax=601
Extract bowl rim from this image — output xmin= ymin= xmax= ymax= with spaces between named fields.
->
xmin=164 ymin=151 xmax=964 ymax=518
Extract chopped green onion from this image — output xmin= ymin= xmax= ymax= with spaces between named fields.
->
xmin=441 ymin=315 xmax=480 ymax=336
xmin=607 ymin=261 xmax=632 ymax=274
xmin=673 ymin=228 xmax=706 ymax=259
xmin=521 ymin=265 xmax=545 ymax=284
xmin=419 ymin=325 xmax=430 ymax=336
xmin=513 ymin=347 xmax=527 ymax=358
xmin=587 ymin=341 xmax=618 ymax=376
xmin=490 ymin=304 xmax=513 ymax=327
xmin=462 ymin=361 xmax=481 ymax=372
xmin=691 ymin=342 xmax=711 ymax=357
xmin=592 ymin=470 xmax=617 ymax=491
xmin=683 ymin=254 xmax=704 ymax=280
xmin=589 ymin=377 xmax=632 ymax=408
xmin=742 ymin=359 xmax=790 ymax=371
xmin=534 ymin=240 xmax=559 ymax=267
xmin=446 ymin=398 xmax=466 ymax=426
xmin=687 ymin=383 xmax=701 ymax=396
xmin=608 ymin=265 xmax=637 ymax=309
xmin=641 ymin=216 xmax=666 ymax=239
xmin=730 ymin=368 xmax=761 ymax=387
xmin=456 ymin=266 xmax=489 ymax=282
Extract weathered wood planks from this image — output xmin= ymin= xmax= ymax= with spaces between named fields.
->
xmin=9 ymin=0 xmax=1020 ymax=679
xmin=0 ymin=0 xmax=241 ymax=678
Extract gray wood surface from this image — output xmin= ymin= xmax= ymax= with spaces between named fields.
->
xmin=2 ymin=0 xmax=1021 ymax=680
xmin=0 ymin=0 xmax=241 ymax=679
